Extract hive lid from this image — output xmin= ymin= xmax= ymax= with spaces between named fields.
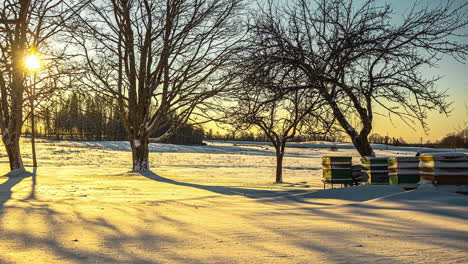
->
xmin=420 ymin=152 xmax=467 ymax=157
xmin=419 ymin=152 xmax=468 ymax=161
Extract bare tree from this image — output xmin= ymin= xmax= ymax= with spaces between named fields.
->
xmin=244 ymin=0 xmax=468 ymax=156
xmin=217 ymin=65 xmax=328 ymax=183
xmin=0 ymin=0 xmax=77 ymax=172
xmin=72 ymin=0 xmax=244 ymax=171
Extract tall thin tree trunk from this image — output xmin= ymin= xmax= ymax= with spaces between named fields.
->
xmin=31 ymin=110 xmax=37 ymax=167
xmin=31 ymin=74 xmax=37 ymax=167
xmin=131 ymin=136 xmax=149 ymax=171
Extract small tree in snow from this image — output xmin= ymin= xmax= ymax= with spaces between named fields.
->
xmin=217 ymin=66 xmax=328 ymax=183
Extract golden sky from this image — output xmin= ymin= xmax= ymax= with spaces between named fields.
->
xmin=373 ymin=56 xmax=467 ymax=143
xmin=206 ymin=56 xmax=467 ymax=143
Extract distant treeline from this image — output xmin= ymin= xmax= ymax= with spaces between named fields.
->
xmin=24 ymin=93 xmax=205 ymax=145
xmin=369 ymin=129 xmax=468 ymax=149
xmin=205 ymin=130 xmax=342 ymax=143
xmin=369 ymin=133 xmax=407 ymax=146
xmin=435 ymin=128 xmax=468 ymax=148
xmin=24 ymin=93 xmax=466 ymax=148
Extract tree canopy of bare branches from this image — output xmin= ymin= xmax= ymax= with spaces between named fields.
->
xmin=244 ymin=0 xmax=468 ymax=156
xmin=72 ymin=0 xmax=244 ymax=171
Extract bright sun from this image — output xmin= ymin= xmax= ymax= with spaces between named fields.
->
xmin=24 ymin=53 xmax=41 ymax=72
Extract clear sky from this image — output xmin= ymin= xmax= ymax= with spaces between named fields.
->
xmin=372 ymin=0 xmax=468 ymax=143
xmin=372 ymin=55 xmax=467 ymax=143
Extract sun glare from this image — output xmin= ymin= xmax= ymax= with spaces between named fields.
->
xmin=24 ymin=53 xmax=41 ymax=72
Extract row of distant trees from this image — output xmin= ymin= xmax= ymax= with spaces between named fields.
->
xmin=368 ymin=134 xmax=407 ymax=146
xmin=23 ymin=92 xmax=204 ymax=144
xmin=211 ymin=129 xmax=468 ymax=149
xmin=369 ymin=129 xmax=468 ymax=149
xmin=1 ymin=0 xmax=467 ymax=183
xmin=205 ymin=129 xmax=342 ymax=143
xmin=435 ymin=128 xmax=468 ymax=148
xmin=24 ymin=90 xmax=464 ymax=149
xmin=25 ymin=91 xmax=338 ymax=143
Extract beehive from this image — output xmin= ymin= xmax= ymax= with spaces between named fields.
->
xmin=388 ymin=157 xmax=420 ymax=187
xmin=361 ymin=157 xmax=389 ymax=184
xmin=419 ymin=153 xmax=468 ymax=185
xmin=322 ymin=156 xmax=353 ymax=185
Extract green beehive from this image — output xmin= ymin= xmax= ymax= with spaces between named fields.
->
xmin=388 ymin=157 xmax=420 ymax=187
xmin=322 ymin=156 xmax=353 ymax=185
xmin=361 ymin=157 xmax=389 ymax=184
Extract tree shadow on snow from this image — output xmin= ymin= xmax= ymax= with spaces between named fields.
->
xmin=0 ymin=168 xmax=35 ymax=210
xmin=140 ymin=170 xmax=370 ymax=203
xmin=140 ymin=170 xmax=468 ymax=215
xmin=23 ymin=167 xmax=38 ymax=200
xmin=140 ymin=170 xmax=312 ymax=200
xmin=139 ymin=170 xmax=347 ymax=206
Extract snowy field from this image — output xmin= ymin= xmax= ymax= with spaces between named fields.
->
xmin=0 ymin=139 xmax=467 ymax=263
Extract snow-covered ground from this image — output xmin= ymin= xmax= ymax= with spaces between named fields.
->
xmin=0 ymin=139 xmax=467 ymax=263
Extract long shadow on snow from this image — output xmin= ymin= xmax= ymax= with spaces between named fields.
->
xmin=140 ymin=170 xmax=312 ymax=199
xmin=339 ymin=190 xmax=468 ymax=221
xmin=0 ymin=168 xmax=36 ymax=210
xmin=0 ymin=171 xmax=191 ymax=264
xmin=141 ymin=171 xmax=468 ymax=219
xmin=139 ymin=171 xmax=394 ymax=206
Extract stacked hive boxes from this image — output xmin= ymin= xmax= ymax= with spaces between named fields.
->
xmin=388 ymin=157 xmax=420 ymax=188
xmin=361 ymin=157 xmax=389 ymax=184
xmin=419 ymin=153 xmax=468 ymax=185
xmin=322 ymin=156 xmax=353 ymax=186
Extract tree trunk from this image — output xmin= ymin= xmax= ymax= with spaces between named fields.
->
xmin=352 ymin=134 xmax=375 ymax=157
xmin=325 ymin=96 xmax=375 ymax=157
xmin=31 ymin=116 xmax=37 ymax=167
xmin=4 ymin=137 xmax=24 ymax=171
xmin=31 ymin=74 xmax=37 ymax=167
xmin=275 ymin=150 xmax=284 ymax=183
xmin=131 ymin=137 xmax=149 ymax=171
